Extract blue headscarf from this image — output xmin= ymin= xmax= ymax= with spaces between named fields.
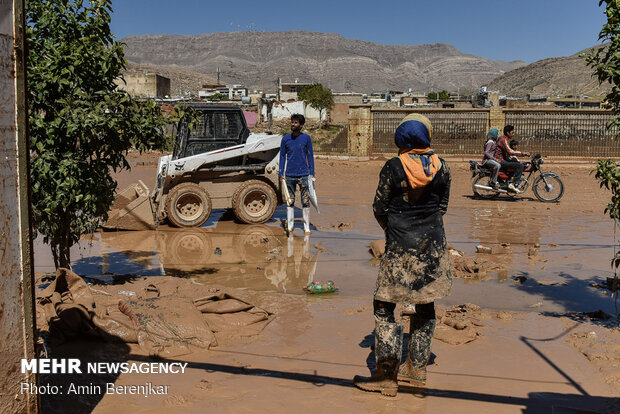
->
xmin=487 ymin=129 xmax=498 ymax=140
xmin=394 ymin=113 xmax=432 ymax=149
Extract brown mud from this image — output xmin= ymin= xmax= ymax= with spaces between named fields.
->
xmin=32 ymin=155 xmax=620 ymax=413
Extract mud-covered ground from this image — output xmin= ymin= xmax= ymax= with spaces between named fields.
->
xmin=32 ymin=154 xmax=620 ymax=413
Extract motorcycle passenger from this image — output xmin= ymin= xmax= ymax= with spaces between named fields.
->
xmin=481 ymin=129 xmax=501 ymax=188
xmin=495 ymin=125 xmax=529 ymax=192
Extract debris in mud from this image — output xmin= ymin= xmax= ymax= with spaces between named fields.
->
xmin=451 ymin=253 xmax=486 ymax=279
xmin=214 ymin=247 xmax=222 ymax=256
xmin=529 ymin=301 xmax=543 ymax=308
xmin=547 ymin=243 xmax=558 ymax=248
xmin=537 ymin=280 xmax=567 ymax=286
xmin=433 ymin=304 xmax=486 ymax=345
xmin=314 ymin=243 xmax=328 ymax=253
xmin=195 ymin=379 xmax=211 ymax=390
xmin=369 ymin=239 xmax=385 ymax=258
xmin=566 ymin=324 xmax=620 ymax=394
xmin=265 ymin=247 xmax=281 ymax=255
xmin=36 ymin=268 xmax=274 ymax=357
xmin=512 ymin=275 xmax=528 ymax=284
xmin=496 ymin=310 xmax=513 ymax=321
xmin=475 ymin=245 xmax=493 ymax=254
xmin=335 ymin=222 xmax=353 ymax=231
xmin=561 ymin=309 xmax=614 ymax=321
xmin=527 ymin=243 xmax=547 ymax=264
xmin=343 ymin=305 xmax=369 ymax=316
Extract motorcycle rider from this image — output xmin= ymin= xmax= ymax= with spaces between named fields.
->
xmin=495 ymin=125 xmax=530 ymax=192
xmin=482 ymin=129 xmax=501 ymax=188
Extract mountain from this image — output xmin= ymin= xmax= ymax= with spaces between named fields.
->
xmin=121 ymin=31 xmax=526 ymax=94
xmin=487 ymin=46 xmax=610 ymax=98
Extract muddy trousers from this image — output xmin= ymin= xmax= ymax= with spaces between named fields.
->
xmin=353 ymin=302 xmax=403 ymax=396
xmin=374 ymin=300 xmax=436 ymax=370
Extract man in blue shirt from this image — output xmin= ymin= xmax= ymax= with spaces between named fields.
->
xmin=279 ymin=114 xmax=315 ymax=236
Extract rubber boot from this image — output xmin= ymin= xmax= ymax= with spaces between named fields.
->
xmin=286 ymin=207 xmax=295 ymax=235
xmin=354 ymin=321 xmax=403 ymax=397
xmin=302 ymin=207 xmax=311 ymax=234
xmin=398 ymin=315 xmax=436 ymax=386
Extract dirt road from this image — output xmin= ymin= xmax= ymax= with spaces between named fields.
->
xmin=33 ymin=154 xmax=620 ymax=413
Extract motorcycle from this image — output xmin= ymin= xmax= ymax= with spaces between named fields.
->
xmin=469 ymin=154 xmax=564 ymax=202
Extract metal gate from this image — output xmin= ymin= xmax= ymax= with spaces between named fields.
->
xmin=505 ymin=110 xmax=620 ymax=157
xmin=372 ymin=109 xmax=488 ymax=155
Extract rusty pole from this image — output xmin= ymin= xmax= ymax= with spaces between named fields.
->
xmin=0 ymin=0 xmax=39 ymax=412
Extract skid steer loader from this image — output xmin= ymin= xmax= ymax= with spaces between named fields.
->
xmin=104 ymin=105 xmax=283 ymax=230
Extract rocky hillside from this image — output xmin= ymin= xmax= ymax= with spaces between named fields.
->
xmin=487 ymin=45 xmax=610 ymax=98
xmin=121 ymin=31 xmax=525 ymax=94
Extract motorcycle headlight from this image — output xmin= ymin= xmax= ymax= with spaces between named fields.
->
xmin=539 ymin=158 xmax=544 ymax=165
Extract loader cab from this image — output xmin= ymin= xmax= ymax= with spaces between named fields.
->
xmin=173 ymin=105 xmax=251 ymax=160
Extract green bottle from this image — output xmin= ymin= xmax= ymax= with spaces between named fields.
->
xmin=306 ymin=281 xmax=337 ymax=293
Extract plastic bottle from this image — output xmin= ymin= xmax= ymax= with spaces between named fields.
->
xmin=305 ymin=281 xmax=337 ymax=293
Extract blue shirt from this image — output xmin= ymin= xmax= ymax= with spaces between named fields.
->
xmin=278 ymin=133 xmax=315 ymax=177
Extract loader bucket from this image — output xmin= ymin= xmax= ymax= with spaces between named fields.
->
xmin=103 ymin=180 xmax=157 ymax=231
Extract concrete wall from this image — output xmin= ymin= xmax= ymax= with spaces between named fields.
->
xmin=261 ymin=100 xmax=326 ymax=121
xmin=280 ymin=91 xmax=299 ymax=101
xmin=118 ymin=73 xmax=171 ymax=98
xmin=0 ymin=1 xmax=38 ymax=412
xmin=330 ymin=103 xmax=350 ymax=125
xmin=333 ymin=94 xmax=363 ymax=104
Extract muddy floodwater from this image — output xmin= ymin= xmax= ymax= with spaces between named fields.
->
xmin=35 ymin=160 xmax=616 ymax=314
xmin=32 ymin=157 xmax=620 ymax=414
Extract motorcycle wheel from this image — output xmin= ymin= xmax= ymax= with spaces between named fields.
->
xmin=472 ymin=175 xmax=499 ymax=199
xmin=533 ymin=174 xmax=564 ymax=202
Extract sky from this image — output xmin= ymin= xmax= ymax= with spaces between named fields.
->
xmin=109 ymin=0 xmax=607 ymax=63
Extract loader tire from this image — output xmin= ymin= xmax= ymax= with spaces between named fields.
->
xmin=232 ymin=180 xmax=277 ymax=224
xmin=166 ymin=183 xmax=212 ymax=228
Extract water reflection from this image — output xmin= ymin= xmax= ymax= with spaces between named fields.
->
xmin=97 ymin=219 xmax=320 ymax=294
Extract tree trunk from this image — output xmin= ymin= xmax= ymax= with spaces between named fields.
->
xmin=51 ymin=236 xmax=71 ymax=269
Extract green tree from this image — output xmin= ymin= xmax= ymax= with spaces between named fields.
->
xmin=583 ymin=0 xmax=620 ymax=319
xmin=427 ymin=90 xmax=450 ymax=100
xmin=439 ymin=90 xmax=450 ymax=100
xmin=208 ymin=92 xmax=227 ymax=101
xmin=298 ymin=83 xmax=334 ymax=126
xmin=26 ymin=0 xmax=169 ymax=268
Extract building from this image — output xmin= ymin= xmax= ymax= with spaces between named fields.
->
xmin=278 ymin=79 xmax=314 ymax=101
xmin=545 ymin=96 xmax=601 ymax=108
xmin=400 ymin=94 xmax=428 ymax=106
xmin=117 ymin=72 xmax=171 ymax=98
xmin=331 ymin=93 xmax=364 ymax=124
xmin=198 ymin=84 xmax=248 ymax=100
